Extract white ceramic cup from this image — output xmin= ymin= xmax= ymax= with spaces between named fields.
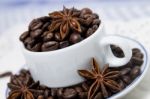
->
xmin=21 ymin=22 xmax=132 ymax=88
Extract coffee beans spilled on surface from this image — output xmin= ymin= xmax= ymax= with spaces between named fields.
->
xmin=7 ymin=46 xmax=144 ymax=99
xmin=20 ymin=7 xmax=101 ymax=52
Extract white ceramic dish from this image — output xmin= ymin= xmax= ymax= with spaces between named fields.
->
xmin=5 ymin=35 xmax=149 ymax=99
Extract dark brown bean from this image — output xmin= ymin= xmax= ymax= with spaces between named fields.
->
xmin=69 ymin=33 xmax=82 ymax=44
xmin=55 ymin=32 xmax=62 ymax=41
xmin=19 ymin=31 xmax=29 ymax=41
xmin=86 ymin=28 xmax=94 ymax=37
xmin=131 ymin=57 xmax=143 ymax=66
xmin=59 ymin=41 xmax=69 ymax=48
xmin=42 ymin=41 xmax=59 ymax=51
xmin=120 ymin=68 xmax=131 ymax=76
xmin=78 ymin=92 xmax=87 ymax=99
xmin=37 ymin=95 xmax=44 ymax=99
xmin=130 ymin=66 xmax=141 ymax=79
xmin=91 ymin=13 xmax=99 ymax=19
xmin=31 ymin=29 xmax=42 ymax=38
xmin=94 ymin=92 xmax=103 ymax=99
xmin=29 ymin=19 xmax=43 ymax=31
xmin=92 ymin=19 xmax=101 ymax=25
xmin=42 ymin=22 xmax=50 ymax=30
xmin=75 ymin=86 xmax=83 ymax=93
xmin=44 ymin=89 xmax=50 ymax=98
xmin=47 ymin=96 xmax=54 ymax=99
xmin=81 ymin=8 xmax=92 ymax=16
xmin=24 ymin=37 xmax=35 ymax=46
xmin=122 ymin=76 xmax=131 ymax=84
xmin=134 ymin=53 xmax=144 ymax=59
xmin=62 ymin=88 xmax=77 ymax=99
xmin=31 ymin=43 xmax=41 ymax=52
xmin=92 ymin=25 xmax=99 ymax=31
xmin=118 ymin=80 xmax=126 ymax=89
xmin=43 ymin=32 xmax=54 ymax=42
xmin=51 ymin=88 xmax=58 ymax=97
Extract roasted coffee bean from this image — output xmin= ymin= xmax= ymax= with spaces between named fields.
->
xmin=42 ymin=22 xmax=50 ymax=30
xmin=51 ymin=88 xmax=58 ymax=97
xmin=86 ymin=17 xmax=93 ymax=26
xmin=43 ymin=32 xmax=54 ymax=42
xmin=131 ymin=57 xmax=143 ymax=66
xmin=55 ymin=32 xmax=62 ymax=41
xmin=0 ymin=71 xmax=12 ymax=78
xmin=94 ymin=92 xmax=103 ymax=99
xmin=29 ymin=19 xmax=43 ymax=31
xmin=78 ymin=92 xmax=87 ymax=99
xmin=20 ymin=31 xmax=29 ymax=41
xmin=47 ymin=96 xmax=54 ymax=99
xmin=82 ymin=82 xmax=89 ymax=91
xmin=81 ymin=8 xmax=92 ymax=16
xmin=69 ymin=33 xmax=82 ymax=44
xmin=31 ymin=29 xmax=42 ymax=38
xmin=59 ymin=41 xmax=69 ymax=48
xmin=24 ymin=37 xmax=35 ymax=46
xmin=82 ymin=14 xmax=91 ymax=19
xmin=91 ymin=13 xmax=99 ymax=19
xmin=118 ymin=80 xmax=126 ymax=89
xmin=38 ymin=95 xmax=44 ymax=99
xmin=62 ymin=88 xmax=77 ymax=99
xmin=122 ymin=76 xmax=131 ymax=84
xmin=132 ymin=48 xmax=141 ymax=55
xmin=92 ymin=25 xmax=99 ymax=31
xmin=120 ymin=68 xmax=131 ymax=76
xmin=38 ymin=16 xmax=51 ymax=22
xmin=134 ymin=53 xmax=144 ymax=59
xmin=42 ymin=41 xmax=59 ymax=51
xmin=130 ymin=66 xmax=141 ymax=79
xmin=57 ymin=88 xmax=63 ymax=97
xmin=31 ymin=43 xmax=41 ymax=52
xmin=86 ymin=28 xmax=94 ymax=37
xmin=44 ymin=89 xmax=50 ymax=98
xmin=75 ymin=86 xmax=83 ymax=93
xmin=92 ymin=19 xmax=101 ymax=25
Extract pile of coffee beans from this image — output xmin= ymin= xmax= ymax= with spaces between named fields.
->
xmin=7 ymin=46 xmax=144 ymax=99
xmin=20 ymin=7 xmax=101 ymax=52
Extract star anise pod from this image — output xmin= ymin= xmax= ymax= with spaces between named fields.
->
xmin=7 ymin=74 xmax=43 ymax=99
xmin=78 ymin=58 xmax=121 ymax=99
xmin=48 ymin=7 xmax=82 ymax=40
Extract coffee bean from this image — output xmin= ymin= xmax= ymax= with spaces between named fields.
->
xmin=120 ymin=68 xmax=131 ymax=76
xmin=42 ymin=41 xmax=59 ymax=51
xmin=131 ymin=57 xmax=143 ymax=66
xmin=51 ymin=88 xmax=58 ymax=97
xmin=31 ymin=43 xmax=41 ymax=52
xmin=57 ymin=88 xmax=63 ymax=97
xmin=75 ymin=86 xmax=83 ymax=93
xmin=86 ymin=28 xmax=94 ymax=37
xmin=94 ymin=92 xmax=103 ymax=99
xmin=42 ymin=22 xmax=50 ymax=30
xmin=62 ymin=88 xmax=77 ymax=99
xmin=43 ymin=32 xmax=54 ymax=42
xmin=44 ymin=89 xmax=50 ymax=98
xmin=132 ymin=48 xmax=141 ymax=55
xmin=38 ymin=16 xmax=51 ymax=22
xmin=122 ymin=76 xmax=131 ymax=84
xmin=31 ymin=29 xmax=42 ymax=38
xmin=134 ymin=53 xmax=144 ymax=59
xmin=82 ymin=14 xmax=91 ymax=19
xmin=86 ymin=17 xmax=93 ymax=26
xmin=29 ymin=19 xmax=43 ymax=31
xmin=118 ymin=80 xmax=126 ymax=89
xmin=59 ymin=41 xmax=69 ymax=48
xmin=38 ymin=95 xmax=44 ymax=99
xmin=78 ymin=92 xmax=87 ymax=99
xmin=130 ymin=66 xmax=141 ymax=79
xmin=81 ymin=8 xmax=92 ymax=16
xmin=55 ymin=32 xmax=62 ymax=41
xmin=82 ymin=82 xmax=89 ymax=91
xmin=24 ymin=37 xmax=35 ymax=46
xmin=92 ymin=19 xmax=101 ymax=25
xmin=47 ymin=96 xmax=54 ymax=99
xmin=91 ymin=13 xmax=99 ymax=19
xmin=69 ymin=33 xmax=82 ymax=44
xmin=20 ymin=31 xmax=29 ymax=41
xmin=92 ymin=25 xmax=99 ymax=31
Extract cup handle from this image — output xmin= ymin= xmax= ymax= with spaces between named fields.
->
xmin=100 ymin=35 xmax=132 ymax=67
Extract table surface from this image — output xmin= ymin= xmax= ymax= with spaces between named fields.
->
xmin=0 ymin=1 xmax=150 ymax=99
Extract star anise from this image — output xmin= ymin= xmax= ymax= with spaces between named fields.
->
xmin=78 ymin=58 xmax=121 ymax=99
xmin=7 ymin=74 xmax=43 ymax=99
xmin=48 ymin=7 xmax=82 ymax=40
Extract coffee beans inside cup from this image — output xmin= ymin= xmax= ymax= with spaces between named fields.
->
xmin=20 ymin=7 xmax=101 ymax=52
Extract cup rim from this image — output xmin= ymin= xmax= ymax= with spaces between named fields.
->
xmin=20 ymin=20 xmax=104 ymax=55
